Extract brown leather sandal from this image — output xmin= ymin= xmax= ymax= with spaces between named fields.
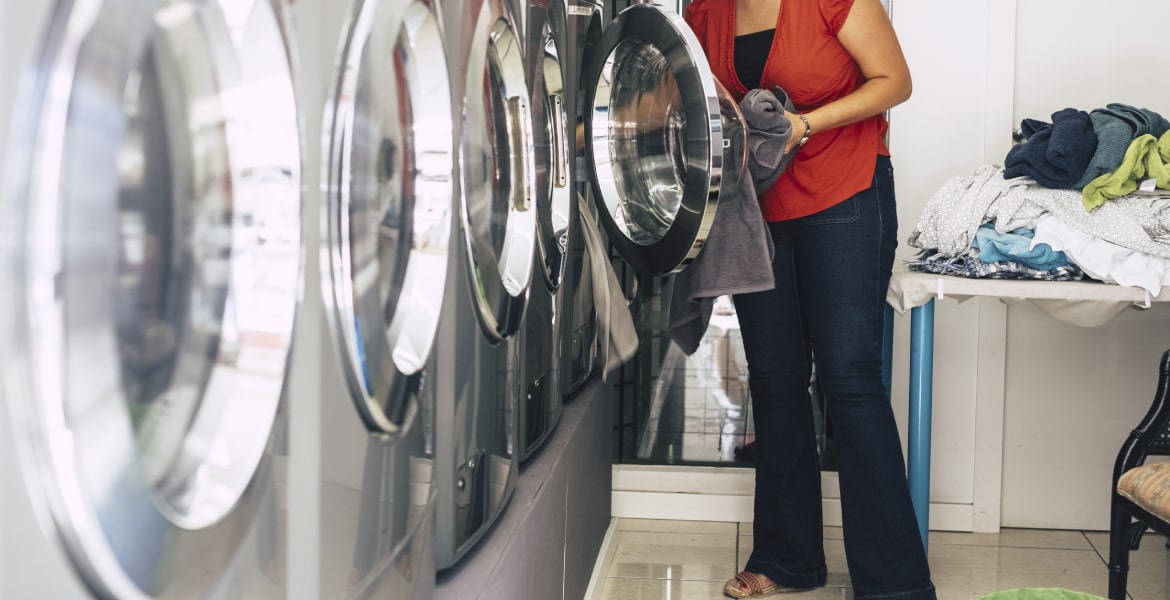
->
xmin=723 ymin=571 xmax=779 ymax=598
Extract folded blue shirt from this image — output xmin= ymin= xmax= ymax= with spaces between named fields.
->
xmin=972 ymin=223 xmax=1073 ymax=272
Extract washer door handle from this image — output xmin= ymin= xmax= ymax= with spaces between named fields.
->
xmin=508 ymin=95 xmax=533 ymax=212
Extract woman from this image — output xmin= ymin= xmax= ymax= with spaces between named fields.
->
xmin=682 ymin=1 xmax=935 ymax=598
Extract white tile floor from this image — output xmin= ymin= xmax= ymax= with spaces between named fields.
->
xmin=592 ymin=518 xmax=1169 ymax=600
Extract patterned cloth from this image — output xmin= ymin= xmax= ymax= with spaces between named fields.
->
xmin=905 ymin=249 xmax=1084 ymax=281
xmin=1118 ymin=460 xmax=1170 ymax=524
xmin=909 ymin=165 xmax=1170 ymax=259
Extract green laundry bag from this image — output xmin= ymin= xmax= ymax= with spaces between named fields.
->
xmin=979 ymin=589 xmax=1107 ymax=600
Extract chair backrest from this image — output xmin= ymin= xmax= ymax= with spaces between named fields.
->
xmin=1112 ymin=349 xmax=1170 ymax=483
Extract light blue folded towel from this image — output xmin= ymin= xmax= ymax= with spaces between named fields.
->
xmin=972 ymin=223 xmax=1072 ymax=271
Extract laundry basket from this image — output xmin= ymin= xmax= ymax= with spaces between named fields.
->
xmin=979 ymin=589 xmax=1107 ymax=600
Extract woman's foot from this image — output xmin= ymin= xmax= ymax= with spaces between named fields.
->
xmin=724 ymin=571 xmax=777 ymax=598
xmin=724 ymin=571 xmax=817 ymax=598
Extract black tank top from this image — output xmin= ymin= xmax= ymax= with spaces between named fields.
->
xmin=733 ymin=29 xmax=775 ymax=90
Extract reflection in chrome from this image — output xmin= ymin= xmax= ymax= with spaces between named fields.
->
xmin=600 ymin=42 xmax=687 ymax=245
xmin=2 ymin=0 xmax=300 ymax=597
xmin=533 ymin=18 xmax=571 ymax=289
xmin=324 ymin=0 xmax=453 ymax=435
xmin=461 ymin=0 xmax=536 ymax=342
xmin=636 ymin=316 xmax=753 ymax=463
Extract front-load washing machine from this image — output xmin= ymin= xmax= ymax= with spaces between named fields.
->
xmin=434 ymin=0 xmax=538 ymax=571
xmin=516 ymin=0 xmax=574 ymax=463
xmin=0 ymin=0 xmax=302 ymax=597
xmin=557 ymin=0 xmax=605 ymax=398
xmin=314 ymin=0 xmax=455 ymax=597
xmin=577 ymin=3 xmax=746 ymax=278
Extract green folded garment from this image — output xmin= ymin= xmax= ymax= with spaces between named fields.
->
xmin=979 ymin=588 xmax=1107 ymax=600
xmin=1082 ymin=129 xmax=1170 ymax=210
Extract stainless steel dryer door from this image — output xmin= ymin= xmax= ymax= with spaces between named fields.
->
xmin=1 ymin=0 xmax=301 ymax=597
xmin=582 ymin=3 xmax=746 ymax=276
xmin=323 ymin=0 xmax=453 ymax=435
xmin=528 ymin=0 xmax=572 ymax=293
xmin=460 ymin=0 xmax=537 ymax=343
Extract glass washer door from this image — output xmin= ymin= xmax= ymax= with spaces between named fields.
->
xmin=1 ymin=0 xmax=301 ymax=597
xmin=461 ymin=0 xmax=537 ymax=343
xmin=323 ymin=0 xmax=453 ymax=435
xmin=582 ymin=3 xmax=745 ymax=276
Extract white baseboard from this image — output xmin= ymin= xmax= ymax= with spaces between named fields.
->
xmin=611 ymin=465 xmax=980 ymax=532
xmin=583 ymin=518 xmax=619 ymax=600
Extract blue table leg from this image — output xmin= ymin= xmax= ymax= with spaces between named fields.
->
xmin=882 ymin=305 xmax=894 ymax=403
xmin=908 ymin=300 xmax=935 ymax=551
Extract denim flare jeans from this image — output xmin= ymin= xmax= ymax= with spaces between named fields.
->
xmin=732 ymin=156 xmax=936 ymax=600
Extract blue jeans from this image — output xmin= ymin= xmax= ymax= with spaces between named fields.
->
xmin=733 ymin=156 xmax=935 ymax=600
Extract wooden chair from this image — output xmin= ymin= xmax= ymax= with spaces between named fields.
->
xmin=1108 ymin=348 xmax=1170 ymax=599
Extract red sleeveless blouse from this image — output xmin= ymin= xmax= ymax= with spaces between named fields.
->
xmin=684 ymin=0 xmax=890 ymax=221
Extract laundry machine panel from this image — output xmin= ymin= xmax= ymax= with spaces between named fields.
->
xmin=517 ymin=0 xmax=573 ymax=462
xmin=434 ymin=0 xmax=534 ymax=571
xmin=318 ymin=0 xmax=453 ymax=597
xmin=1 ymin=0 xmax=301 ymax=597
xmin=558 ymin=0 xmax=604 ymax=396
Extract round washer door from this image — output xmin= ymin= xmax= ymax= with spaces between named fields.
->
xmin=583 ymin=3 xmax=746 ymax=276
xmin=323 ymin=0 xmax=454 ymax=435
xmin=460 ymin=0 xmax=537 ymax=343
xmin=527 ymin=0 xmax=573 ymax=293
xmin=1 ymin=0 xmax=301 ymax=597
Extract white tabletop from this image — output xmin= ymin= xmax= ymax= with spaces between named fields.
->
xmin=886 ymin=268 xmax=1170 ymax=327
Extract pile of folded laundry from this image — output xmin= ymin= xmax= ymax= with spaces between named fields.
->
xmin=907 ymin=103 xmax=1170 ymax=295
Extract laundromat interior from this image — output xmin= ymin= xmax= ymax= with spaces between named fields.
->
xmin=2 ymin=0 xmax=1170 ymax=598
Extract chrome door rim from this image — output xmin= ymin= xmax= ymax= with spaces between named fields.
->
xmin=583 ymin=3 xmax=723 ymax=276
xmin=528 ymin=0 xmax=572 ymax=292
xmin=1 ymin=0 xmax=301 ymax=596
xmin=460 ymin=0 xmax=536 ymax=343
xmin=322 ymin=0 xmax=453 ymax=436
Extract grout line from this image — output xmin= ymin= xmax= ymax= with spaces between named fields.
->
xmin=735 ymin=521 xmax=743 ymax=567
xmin=1081 ymin=530 xmax=1108 ymax=566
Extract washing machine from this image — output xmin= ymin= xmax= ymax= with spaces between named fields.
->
xmin=574 ymin=2 xmax=746 ymax=280
xmin=556 ymin=0 xmax=605 ymax=398
xmin=515 ymin=0 xmax=574 ymax=463
xmin=0 ymin=0 xmax=302 ymax=598
xmin=433 ymin=0 xmax=537 ymax=571
xmin=311 ymin=0 xmax=455 ymax=597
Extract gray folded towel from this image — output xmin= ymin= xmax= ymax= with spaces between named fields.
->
xmin=1075 ymin=103 xmax=1170 ymax=189
xmin=668 ymin=87 xmax=795 ymax=355
xmin=742 ymin=86 xmax=797 ymax=193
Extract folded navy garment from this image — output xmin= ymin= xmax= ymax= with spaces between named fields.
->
xmin=1004 ymin=107 xmax=1097 ymax=189
xmin=1075 ymin=103 xmax=1170 ymax=188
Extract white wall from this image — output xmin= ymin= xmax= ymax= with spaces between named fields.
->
xmin=889 ymin=0 xmax=1017 ymax=530
xmin=1001 ymin=0 xmax=1170 ymax=530
xmin=891 ymin=0 xmax=1170 ymax=532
